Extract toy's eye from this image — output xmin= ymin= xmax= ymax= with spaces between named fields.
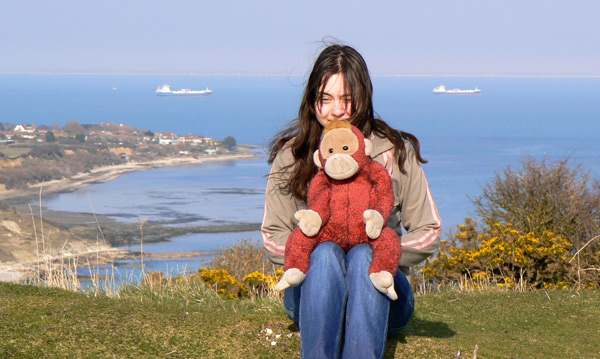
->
xmin=329 ymin=148 xmax=334 ymax=154
xmin=343 ymin=146 xmax=349 ymax=151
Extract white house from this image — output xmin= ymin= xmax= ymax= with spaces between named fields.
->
xmin=159 ymin=137 xmax=179 ymax=145
xmin=14 ymin=124 xmax=36 ymax=133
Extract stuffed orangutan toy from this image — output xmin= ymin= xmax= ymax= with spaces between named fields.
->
xmin=273 ymin=120 xmax=402 ymax=300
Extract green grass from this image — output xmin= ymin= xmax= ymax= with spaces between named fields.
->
xmin=0 ymin=144 xmax=33 ymax=158
xmin=1 ymin=282 xmax=598 ymax=358
xmin=394 ymin=289 xmax=600 ymax=358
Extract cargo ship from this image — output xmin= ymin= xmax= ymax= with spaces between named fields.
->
xmin=433 ymin=85 xmax=481 ymax=95
xmin=156 ymin=84 xmax=213 ymax=96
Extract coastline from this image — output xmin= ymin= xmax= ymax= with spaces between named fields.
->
xmin=0 ymin=151 xmax=262 ymax=282
xmin=0 ymin=152 xmax=260 ymax=202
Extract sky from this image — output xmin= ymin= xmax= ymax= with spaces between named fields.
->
xmin=1 ymin=1 xmax=599 ymax=76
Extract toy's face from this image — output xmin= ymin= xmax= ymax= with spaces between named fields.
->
xmin=318 ymin=127 xmax=361 ymax=180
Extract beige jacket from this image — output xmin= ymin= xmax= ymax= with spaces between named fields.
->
xmin=261 ymin=134 xmax=442 ymax=275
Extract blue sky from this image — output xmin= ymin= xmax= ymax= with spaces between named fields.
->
xmin=1 ymin=1 xmax=598 ymax=76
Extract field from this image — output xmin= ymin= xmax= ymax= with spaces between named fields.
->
xmin=0 ymin=144 xmax=33 ymax=158
xmin=1 ymin=281 xmax=598 ymax=358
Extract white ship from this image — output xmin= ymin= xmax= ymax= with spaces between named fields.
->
xmin=156 ymin=84 xmax=213 ymax=96
xmin=433 ymin=85 xmax=481 ymax=95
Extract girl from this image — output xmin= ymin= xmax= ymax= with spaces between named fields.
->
xmin=262 ymin=44 xmax=441 ymax=359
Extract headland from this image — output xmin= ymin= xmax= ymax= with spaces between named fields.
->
xmin=0 ymin=151 xmax=259 ymax=202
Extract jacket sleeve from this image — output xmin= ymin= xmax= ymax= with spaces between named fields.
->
xmin=395 ymin=146 xmax=442 ymax=272
xmin=261 ymin=149 xmax=299 ymax=265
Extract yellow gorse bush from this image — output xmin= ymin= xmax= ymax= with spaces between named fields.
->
xmin=243 ymin=269 xmax=284 ymax=296
xmin=244 ymin=269 xmax=284 ymax=288
xmin=422 ymin=219 xmax=583 ymax=289
xmin=199 ymin=268 xmax=249 ymax=299
xmin=197 ymin=268 xmax=284 ymax=299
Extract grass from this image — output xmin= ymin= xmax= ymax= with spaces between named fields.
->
xmin=0 ymin=281 xmax=298 ymax=358
xmin=395 ymin=289 xmax=600 ymax=358
xmin=1 ymin=281 xmax=598 ymax=358
xmin=0 ymin=144 xmax=33 ymax=158
xmin=4 ymin=197 xmax=598 ymax=358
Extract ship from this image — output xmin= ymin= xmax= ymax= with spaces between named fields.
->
xmin=433 ymin=85 xmax=481 ymax=95
xmin=156 ymin=84 xmax=213 ymax=96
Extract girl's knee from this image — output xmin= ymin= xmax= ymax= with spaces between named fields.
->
xmin=305 ymin=242 xmax=347 ymax=287
xmin=346 ymin=243 xmax=373 ymax=266
xmin=310 ymin=242 xmax=345 ymax=265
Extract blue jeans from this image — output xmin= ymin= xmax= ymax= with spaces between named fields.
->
xmin=283 ymin=242 xmax=414 ymax=359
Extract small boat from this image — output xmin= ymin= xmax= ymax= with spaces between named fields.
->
xmin=433 ymin=85 xmax=481 ymax=95
xmin=156 ymin=84 xmax=213 ymax=96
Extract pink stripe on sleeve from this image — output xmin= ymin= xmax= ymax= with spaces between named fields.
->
xmin=261 ymin=166 xmax=287 ymax=256
xmin=382 ymin=149 xmax=394 ymax=177
xmin=401 ymin=167 xmax=442 ymax=249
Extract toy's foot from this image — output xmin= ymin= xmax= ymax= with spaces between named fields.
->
xmin=369 ymin=271 xmax=398 ymax=300
xmin=273 ymin=268 xmax=306 ymax=292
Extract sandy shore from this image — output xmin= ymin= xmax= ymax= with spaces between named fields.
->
xmin=0 ymin=152 xmax=260 ymax=202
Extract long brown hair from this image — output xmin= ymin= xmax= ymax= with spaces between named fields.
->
xmin=268 ymin=44 xmax=426 ymax=202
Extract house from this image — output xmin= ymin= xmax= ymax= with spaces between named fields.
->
xmin=0 ymin=131 xmax=16 ymax=139
xmin=157 ymin=132 xmax=180 ymax=145
xmin=14 ymin=123 xmax=36 ymax=133
xmin=159 ymin=137 xmax=179 ymax=145
xmin=19 ymin=133 xmax=37 ymax=140
xmin=182 ymin=134 xmax=206 ymax=144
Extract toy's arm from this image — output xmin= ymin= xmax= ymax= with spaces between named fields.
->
xmin=363 ymin=162 xmax=395 ymax=239
xmin=306 ymin=170 xmax=332 ymax=224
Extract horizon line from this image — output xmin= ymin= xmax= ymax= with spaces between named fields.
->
xmin=1 ymin=71 xmax=599 ymax=79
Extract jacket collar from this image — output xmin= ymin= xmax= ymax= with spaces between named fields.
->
xmin=369 ymin=133 xmax=395 ymax=158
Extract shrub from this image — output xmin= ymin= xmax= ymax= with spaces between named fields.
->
xmin=424 ymin=156 xmax=600 ymax=290
xmin=422 ymin=219 xmax=578 ymax=289
xmin=472 ymin=155 xmax=600 ymax=268
xmin=221 ymin=136 xmax=237 ymax=150
xmin=198 ymin=268 xmax=248 ymax=299
xmin=45 ymin=131 xmax=56 ymax=142
xmin=205 ymin=238 xmax=276 ymax=282
xmin=244 ymin=269 xmax=284 ymax=297
xmin=28 ymin=144 xmax=63 ymax=159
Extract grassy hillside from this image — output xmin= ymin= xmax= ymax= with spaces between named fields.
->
xmin=1 ymin=282 xmax=598 ymax=358
xmin=0 ymin=203 xmax=110 ymax=266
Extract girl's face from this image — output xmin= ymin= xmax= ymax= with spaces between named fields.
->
xmin=315 ymin=73 xmax=352 ymax=127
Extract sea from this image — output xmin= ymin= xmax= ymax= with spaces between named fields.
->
xmin=1 ymin=74 xmax=599 ymax=280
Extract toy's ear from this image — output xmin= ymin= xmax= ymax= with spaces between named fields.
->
xmin=313 ymin=150 xmax=322 ymax=168
xmin=364 ymin=139 xmax=373 ymax=157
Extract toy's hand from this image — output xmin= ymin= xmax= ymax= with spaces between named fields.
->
xmin=363 ymin=209 xmax=384 ymax=239
xmin=295 ymin=209 xmax=322 ymax=237
xmin=273 ymin=268 xmax=306 ymax=292
xmin=369 ymin=271 xmax=398 ymax=300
